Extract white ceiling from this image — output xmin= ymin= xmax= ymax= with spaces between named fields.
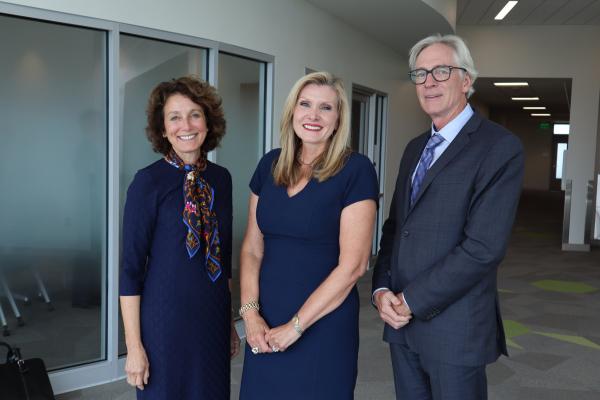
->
xmin=307 ymin=1 xmax=600 ymax=58
xmin=458 ymin=0 xmax=600 ymax=25
xmin=305 ymin=0 xmax=454 ymax=56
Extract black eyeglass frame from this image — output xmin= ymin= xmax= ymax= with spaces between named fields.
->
xmin=408 ymin=65 xmax=467 ymax=85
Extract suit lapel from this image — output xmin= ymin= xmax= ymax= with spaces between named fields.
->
xmin=406 ymin=113 xmax=483 ymax=214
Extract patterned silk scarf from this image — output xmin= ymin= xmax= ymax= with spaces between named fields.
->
xmin=165 ymin=150 xmax=222 ymax=282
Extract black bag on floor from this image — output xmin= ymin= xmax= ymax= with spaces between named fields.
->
xmin=0 ymin=341 xmax=55 ymax=400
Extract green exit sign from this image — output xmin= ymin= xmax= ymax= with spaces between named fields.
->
xmin=539 ymin=122 xmax=551 ymax=129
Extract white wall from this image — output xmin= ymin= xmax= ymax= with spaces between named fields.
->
xmin=3 ymin=0 xmax=433 ymax=216
xmin=458 ymin=24 xmax=600 ymax=247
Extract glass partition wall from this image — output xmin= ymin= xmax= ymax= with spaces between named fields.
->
xmin=0 ymin=14 xmax=107 ymax=369
xmin=0 ymin=4 xmax=273 ymax=394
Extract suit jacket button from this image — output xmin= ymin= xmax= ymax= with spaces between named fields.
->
xmin=401 ymin=230 xmax=409 ymax=238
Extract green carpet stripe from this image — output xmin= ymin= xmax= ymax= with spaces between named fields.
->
xmin=531 ymin=280 xmax=598 ymax=294
xmin=532 ymin=331 xmax=600 ymax=350
xmin=503 ymin=320 xmax=530 ymax=338
xmin=498 ymin=289 xmax=515 ymax=294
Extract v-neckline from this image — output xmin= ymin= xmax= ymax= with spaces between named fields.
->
xmin=286 ymin=178 xmax=312 ymax=199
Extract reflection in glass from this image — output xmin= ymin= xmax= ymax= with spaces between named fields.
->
xmin=118 ymin=34 xmax=207 ymax=355
xmin=0 ymin=15 xmax=107 ymax=369
xmin=216 ymin=53 xmax=266 ymax=312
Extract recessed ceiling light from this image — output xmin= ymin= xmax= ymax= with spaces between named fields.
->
xmin=495 ymin=1 xmax=519 ymax=20
xmin=531 ymin=113 xmax=551 ymax=117
xmin=523 ymin=106 xmax=546 ymax=110
xmin=512 ymin=97 xmax=539 ymax=101
xmin=494 ymin=82 xmax=528 ymax=87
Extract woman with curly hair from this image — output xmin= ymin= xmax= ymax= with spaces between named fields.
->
xmin=120 ymin=76 xmax=240 ymax=399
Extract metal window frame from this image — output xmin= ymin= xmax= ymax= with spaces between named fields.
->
xmin=0 ymin=1 xmax=273 ymax=394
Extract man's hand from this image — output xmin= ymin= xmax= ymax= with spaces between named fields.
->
xmin=374 ymin=289 xmax=412 ymax=329
xmin=393 ymin=292 xmax=412 ymax=317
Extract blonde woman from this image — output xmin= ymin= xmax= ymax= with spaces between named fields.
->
xmin=239 ymin=72 xmax=378 ymax=399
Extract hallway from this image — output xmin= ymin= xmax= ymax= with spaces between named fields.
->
xmin=485 ymin=190 xmax=600 ymax=399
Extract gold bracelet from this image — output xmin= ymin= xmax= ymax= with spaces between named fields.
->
xmin=293 ymin=313 xmax=303 ymax=336
xmin=239 ymin=300 xmax=260 ymax=317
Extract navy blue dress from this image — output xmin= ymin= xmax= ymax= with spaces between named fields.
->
xmin=240 ymin=149 xmax=378 ymax=400
xmin=120 ymin=159 xmax=232 ymax=400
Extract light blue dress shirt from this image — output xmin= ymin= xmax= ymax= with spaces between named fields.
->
xmin=410 ymin=104 xmax=474 ymax=183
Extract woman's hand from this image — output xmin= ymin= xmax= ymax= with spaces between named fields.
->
xmin=124 ymin=344 xmax=150 ymax=390
xmin=243 ymin=310 xmax=272 ymax=354
xmin=265 ymin=320 xmax=300 ymax=352
xmin=231 ymin=322 xmax=241 ymax=358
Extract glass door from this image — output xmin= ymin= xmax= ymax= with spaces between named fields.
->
xmin=351 ymin=86 xmax=387 ymax=254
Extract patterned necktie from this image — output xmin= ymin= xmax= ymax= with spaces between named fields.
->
xmin=410 ymin=133 xmax=445 ymax=206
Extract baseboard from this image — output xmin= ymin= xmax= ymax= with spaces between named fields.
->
xmin=561 ymin=243 xmax=591 ymax=252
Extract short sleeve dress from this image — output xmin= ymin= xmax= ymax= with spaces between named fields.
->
xmin=239 ymin=149 xmax=379 ymax=400
xmin=120 ymin=159 xmax=232 ymax=400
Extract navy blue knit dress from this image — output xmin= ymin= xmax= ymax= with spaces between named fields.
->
xmin=120 ymin=159 xmax=232 ymax=400
xmin=240 ymin=149 xmax=378 ymax=399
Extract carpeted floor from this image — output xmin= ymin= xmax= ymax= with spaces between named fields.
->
xmin=56 ymin=189 xmax=600 ymax=399
xmin=486 ymin=190 xmax=600 ymax=399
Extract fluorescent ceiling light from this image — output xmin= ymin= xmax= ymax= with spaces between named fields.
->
xmin=531 ymin=113 xmax=551 ymax=116
xmin=523 ymin=106 xmax=546 ymax=110
xmin=554 ymin=123 xmax=570 ymax=135
xmin=495 ymin=1 xmax=518 ymax=20
xmin=512 ymin=97 xmax=539 ymax=101
xmin=494 ymin=82 xmax=528 ymax=87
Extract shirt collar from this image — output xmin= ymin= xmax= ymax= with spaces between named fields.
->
xmin=431 ymin=104 xmax=474 ymax=143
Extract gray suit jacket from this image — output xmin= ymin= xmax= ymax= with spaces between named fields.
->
xmin=372 ymin=112 xmax=524 ymax=366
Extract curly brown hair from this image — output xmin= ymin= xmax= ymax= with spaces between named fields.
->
xmin=146 ymin=76 xmax=226 ymax=155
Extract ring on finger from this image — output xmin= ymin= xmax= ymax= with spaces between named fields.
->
xmin=251 ymin=346 xmax=260 ymax=354
xmin=272 ymin=345 xmax=279 ymax=352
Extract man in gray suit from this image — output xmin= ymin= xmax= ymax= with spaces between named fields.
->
xmin=372 ymin=34 xmax=524 ymax=400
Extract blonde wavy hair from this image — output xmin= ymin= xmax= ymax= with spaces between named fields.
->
xmin=273 ymin=71 xmax=351 ymax=186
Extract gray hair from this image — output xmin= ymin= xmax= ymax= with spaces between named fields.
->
xmin=408 ymin=34 xmax=478 ymax=98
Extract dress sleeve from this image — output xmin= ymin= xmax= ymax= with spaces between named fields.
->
xmin=119 ymin=169 xmax=158 ymax=296
xmin=249 ymin=149 xmax=278 ymax=195
xmin=343 ymin=154 xmax=379 ymax=208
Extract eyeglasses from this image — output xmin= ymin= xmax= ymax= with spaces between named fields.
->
xmin=408 ymin=66 xmax=467 ymax=85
